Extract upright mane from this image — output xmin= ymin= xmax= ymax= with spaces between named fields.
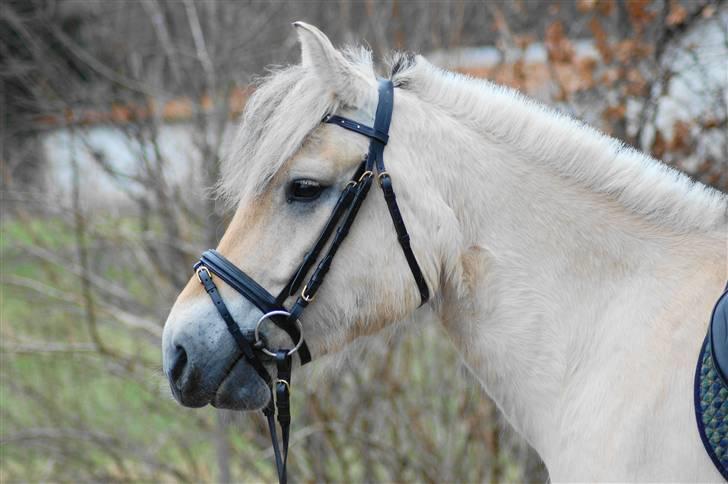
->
xmin=388 ymin=52 xmax=727 ymax=233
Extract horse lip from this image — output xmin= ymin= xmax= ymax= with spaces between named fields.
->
xmin=210 ymin=354 xmax=270 ymax=411
xmin=167 ymin=361 xmax=216 ymax=408
xmin=168 ymin=353 xmax=240 ymax=409
xmin=216 ymin=354 xmax=245 ymax=389
xmin=179 ymin=392 xmax=209 ymax=408
xmin=208 ymin=354 xmax=243 ymax=406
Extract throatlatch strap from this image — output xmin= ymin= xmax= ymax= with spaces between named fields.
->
xmin=379 ymin=175 xmax=430 ymax=305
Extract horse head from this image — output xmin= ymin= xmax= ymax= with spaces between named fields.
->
xmin=161 ymin=23 xmax=453 ymax=411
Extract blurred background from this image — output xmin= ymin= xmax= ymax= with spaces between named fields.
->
xmin=1 ymin=0 xmax=726 ymax=482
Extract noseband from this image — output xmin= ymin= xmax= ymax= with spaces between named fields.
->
xmin=193 ymin=79 xmax=428 ymax=483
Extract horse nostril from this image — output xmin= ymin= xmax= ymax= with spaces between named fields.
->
xmin=169 ymin=345 xmax=188 ymax=388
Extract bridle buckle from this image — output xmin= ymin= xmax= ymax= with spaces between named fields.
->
xmin=272 ymin=378 xmax=291 ymax=419
xmin=275 ymin=379 xmax=291 ymax=394
xmin=196 ymin=266 xmax=211 ymax=284
xmin=358 ymin=170 xmax=373 ymax=183
xmin=377 ymin=171 xmax=390 ymax=186
xmin=301 ymin=284 xmax=315 ymax=303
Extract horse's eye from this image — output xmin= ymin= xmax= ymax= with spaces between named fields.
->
xmin=287 ymin=179 xmax=324 ymax=202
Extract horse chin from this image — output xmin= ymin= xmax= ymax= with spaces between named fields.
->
xmin=211 ymin=357 xmax=270 ymax=411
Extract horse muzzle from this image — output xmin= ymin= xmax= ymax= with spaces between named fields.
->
xmin=162 ymin=311 xmax=270 ymax=411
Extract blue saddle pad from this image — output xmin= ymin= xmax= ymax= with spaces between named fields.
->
xmin=695 ymin=287 xmax=728 ymax=480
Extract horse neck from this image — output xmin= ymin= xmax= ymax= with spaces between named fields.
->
xmin=404 ymin=89 xmax=727 ymax=472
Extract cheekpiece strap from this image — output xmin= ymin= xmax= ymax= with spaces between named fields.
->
xmin=324 ymin=79 xmax=429 ymax=306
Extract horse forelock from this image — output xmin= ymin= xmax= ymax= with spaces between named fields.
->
xmin=219 ymin=47 xmax=377 ymax=208
xmin=218 ymin=66 xmax=336 ymax=207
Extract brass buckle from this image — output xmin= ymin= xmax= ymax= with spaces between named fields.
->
xmin=301 ymin=284 xmax=315 ymax=303
xmin=358 ymin=170 xmax=373 ymax=183
xmin=272 ymin=379 xmax=291 ymax=412
xmin=377 ymin=171 xmax=390 ymax=186
xmin=196 ymin=266 xmax=211 ymax=284
xmin=275 ymin=379 xmax=291 ymax=394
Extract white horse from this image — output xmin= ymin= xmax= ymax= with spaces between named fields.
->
xmin=162 ymin=22 xmax=728 ymax=481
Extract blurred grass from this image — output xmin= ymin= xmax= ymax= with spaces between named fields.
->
xmin=0 ymin=214 xmax=544 ymax=483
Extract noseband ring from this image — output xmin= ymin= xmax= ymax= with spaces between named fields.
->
xmin=254 ymin=311 xmax=304 ymax=357
xmin=193 ymin=79 xmax=429 ymax=484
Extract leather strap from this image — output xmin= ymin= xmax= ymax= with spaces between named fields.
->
xmin=199 ymin=250 xmax=279 ymax=312
xmin=324 ymin=115 xmax=389 ymax=145
xmin=278 ymin=160 xmax=366 ymax=301
xmin=325 ymin=80 xmax=429 ymax=306
xmin=297 ymin=173 xmax=374 ymax=302
xmin=379 ymin=174 xmax=430 ymax=304
xmin=264 ymin=406 xmax=284 ymax=482
xmin=196 ymin=267 xmax=272 ymax=385
xmin=325 ymin=81 xmax=392 ymax=174
xmin=273 ymin=351 xmax=292 ymax=484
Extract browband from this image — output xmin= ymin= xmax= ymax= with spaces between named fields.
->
xmin=324 ymin=115 xmax=389 ymax=145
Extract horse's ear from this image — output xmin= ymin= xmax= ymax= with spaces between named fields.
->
xmin=293 ymin=21 xmax=375 ymax=109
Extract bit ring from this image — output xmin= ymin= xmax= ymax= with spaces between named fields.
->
xmin=254 ymin=310 xmax=304 ymax=357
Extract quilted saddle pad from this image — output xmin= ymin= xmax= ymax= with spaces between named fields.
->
xmin=695 ymin=286 xmax=728 ymax=480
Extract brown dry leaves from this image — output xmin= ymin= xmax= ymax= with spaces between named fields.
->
xmin=666 ymin=1 xmax=688 ymax=26
xmin=545 ymin=21 xmax=574 ymax=63
xmin=626 ymin=0 xmax=657 ymax=33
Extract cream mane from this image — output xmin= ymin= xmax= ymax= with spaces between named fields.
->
xmin=389 ymin=53 xmax=727 ymax=233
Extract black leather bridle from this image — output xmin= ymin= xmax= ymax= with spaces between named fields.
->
xmin=193 ymin=79 xmax=429 ymax=484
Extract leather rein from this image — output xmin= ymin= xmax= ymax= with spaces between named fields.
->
xmin=193 ymin=79 xmax=429 ymax=484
